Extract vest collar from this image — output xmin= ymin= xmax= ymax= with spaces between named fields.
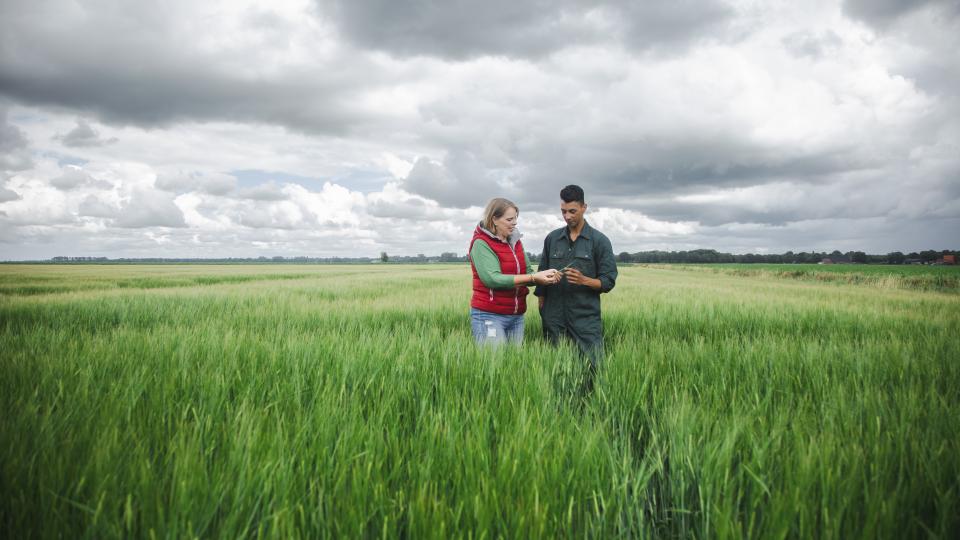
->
xmin=476 ymin=222 xmax=523 ymax=249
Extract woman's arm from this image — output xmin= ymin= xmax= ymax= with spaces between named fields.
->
xmin=471 ymin=241 xmax=529 ymax=289
xmin=470 ymin=242 xmax=551 ymax=288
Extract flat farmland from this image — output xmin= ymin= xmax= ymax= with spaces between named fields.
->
xmin=667 ymin=263 xmax=960 ymax=293
xmin=1 ymin=264 xmax=958 ymax=538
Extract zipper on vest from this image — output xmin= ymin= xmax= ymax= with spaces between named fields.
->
xmin=508 ymin=245 xmax=523 ymax=314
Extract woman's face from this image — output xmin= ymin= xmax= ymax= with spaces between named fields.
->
xmin=493 ymin=207 xmax=518 ymax=238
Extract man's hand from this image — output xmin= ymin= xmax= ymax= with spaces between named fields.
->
xmin=539 ymin=296 xmax=545 ymax=310
xmin=563 ymin=267 xmax=601 ymax=290
xmin=562 ymin=267 xmax=587 ymax=285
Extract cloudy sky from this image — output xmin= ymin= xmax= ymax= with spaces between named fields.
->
xmin=1 ymin=0 xmax=958 ymax=259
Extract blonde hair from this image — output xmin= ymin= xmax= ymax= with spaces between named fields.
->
xmin=481 ymin=197 xmax=519 ymax=233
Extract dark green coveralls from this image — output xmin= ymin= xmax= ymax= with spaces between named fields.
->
xmin=535 ymin=220 xmax=618 ymax=369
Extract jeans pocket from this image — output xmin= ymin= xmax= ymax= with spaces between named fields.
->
xmin=471 ymin=309 xmax=507 ymax=345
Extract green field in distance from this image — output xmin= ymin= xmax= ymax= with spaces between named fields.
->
xmin=656 ymin=263 xmax=960 ymax=293
xmin=2 ymin=264 xmax=958 ymax=538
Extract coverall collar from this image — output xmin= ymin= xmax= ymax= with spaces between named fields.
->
xmin=562 ymin=219 xmax=594 ymax=241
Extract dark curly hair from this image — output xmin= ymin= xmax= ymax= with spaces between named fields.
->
xmin=560 ymin=185 xmax=585 ymax=204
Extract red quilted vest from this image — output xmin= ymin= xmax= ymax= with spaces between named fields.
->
xmin=469 ymin=226 xmax=528 ymax=315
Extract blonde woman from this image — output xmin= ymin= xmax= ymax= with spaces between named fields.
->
xmin=468 ymin=198 xmax=559 ymax=345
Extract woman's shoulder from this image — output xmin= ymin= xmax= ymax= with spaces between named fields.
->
xmin=470 ymin=237 xmax=496 ymax=253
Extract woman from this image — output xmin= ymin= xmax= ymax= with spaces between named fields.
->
xmin=469 ymin=198 xmax=559 ymax=345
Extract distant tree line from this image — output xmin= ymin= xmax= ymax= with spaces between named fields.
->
xmin=46 ymin=255 xmax=375 ymax=264
xmin=613 ymin=249 xmax=958 ymax=265
xmin=20 ymin=248 xmax=957 ymax=265
xmin=40 ymin=254 xmax=471 ymax=264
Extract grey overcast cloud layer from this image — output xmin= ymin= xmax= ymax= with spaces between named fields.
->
xmin=0 ymin=0 xmax=957 ymax=259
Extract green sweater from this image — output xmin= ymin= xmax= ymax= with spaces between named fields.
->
xmin=470 ymin=240 xmax=534 ymax=289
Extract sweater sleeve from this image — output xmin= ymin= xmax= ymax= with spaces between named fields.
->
xmin=534 ymin=234 xmax=550 ymax=297
xmin=470 ymin=240 xmax=521 ymax=289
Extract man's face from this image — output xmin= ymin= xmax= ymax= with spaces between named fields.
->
xmin=560 ymin=200 xmax=586 ymax=229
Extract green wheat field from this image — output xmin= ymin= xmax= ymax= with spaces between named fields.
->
xmin=2 ymin=263 xmax=958 ymax=538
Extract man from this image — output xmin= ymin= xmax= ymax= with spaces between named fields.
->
xmin=535 ymin=185 xmax=618 ymax=392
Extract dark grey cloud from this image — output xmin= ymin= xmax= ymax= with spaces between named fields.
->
xmin=78 ymin=194 xmax=118 ymax=218
xmin=0 ymin=1 xmax=378 ymax=131
xmin=544 ymin=144 xmax=863 ymax=195
xmin=843 ymin=0 xmax=960 ymax=28
xmin=402 ymin=151 xmax=519 ymax=208
xmin=601 ymin=145 xmax=960 ymax=228
xmin=901 ymin=54 xmax=960 ymax=98
xmin=367 ymin=195 xmax=430 ymax=220
xmin=403 ymin=124 xmax=878 ymax=217
xmin=0 ymin=108 xmax=33 ymax=171
xmin=0 ymin=214 xmax=17 ymax=244
xmin=321 ymin=0 xmax=732 ymax=60
xmin=842 ymin=0 xmax=960 ymax=112
xmin=0 ymin=186 xmax=19 ymax=202
xmin=0 ymin=111 xmax=28 ymax=152
xmin=322 ymin=0 xmax=596 ymax=59
xmin=693 ymin=214 xmax=960 ymax=255
xmin=865 ymin=2 xmax=960 ymax=99
xmin=55 ymin=119 xmax=118 ymax=147
xmin=0 ymin=58 xmax=365 ymax=134
xmin=616 ymin=1 xmax=733 ymax=51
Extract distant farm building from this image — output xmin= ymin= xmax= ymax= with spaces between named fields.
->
xmin=819 ymin=258 xmax=834 ymax=265
xmin=943 ymin=255 xmax=957 ymax=265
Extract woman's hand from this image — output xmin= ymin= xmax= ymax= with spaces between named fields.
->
xmin=532 ymin=269 xmax=560 ymax=285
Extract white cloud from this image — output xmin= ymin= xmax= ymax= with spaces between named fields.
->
xmin=49 ymin=166 xmax=97 ymax=190
xmin=236 ymin=200 xmax=306 ymax=230
xmin=113 ymin=189 xmax=187 ymax=228
xmin=235 ymin=181 xmax=288 ymax=201
xmin=378 ymin=153 xmax=414 ymax=179
xmin=155 ymin=171 xmax=236 ymax=195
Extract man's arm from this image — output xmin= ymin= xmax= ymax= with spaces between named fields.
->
xmin=595 ymin=235 xmax=618 ymax=293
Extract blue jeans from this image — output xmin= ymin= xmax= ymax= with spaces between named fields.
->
xmin=470 ymin=308 xmax=524 ymax=346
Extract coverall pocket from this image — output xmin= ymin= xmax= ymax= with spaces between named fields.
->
xmin=572 ymin=255 xmax=595 ymax=277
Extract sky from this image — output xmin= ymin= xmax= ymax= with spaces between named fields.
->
xmin=1 ymin=0 xmax=958 ymax=260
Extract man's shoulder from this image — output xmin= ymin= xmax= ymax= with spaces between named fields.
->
xmin=544 ymin=227 xmax=566 ymax=242
xmin=585 ymin=222 xmax=612 ymax=246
